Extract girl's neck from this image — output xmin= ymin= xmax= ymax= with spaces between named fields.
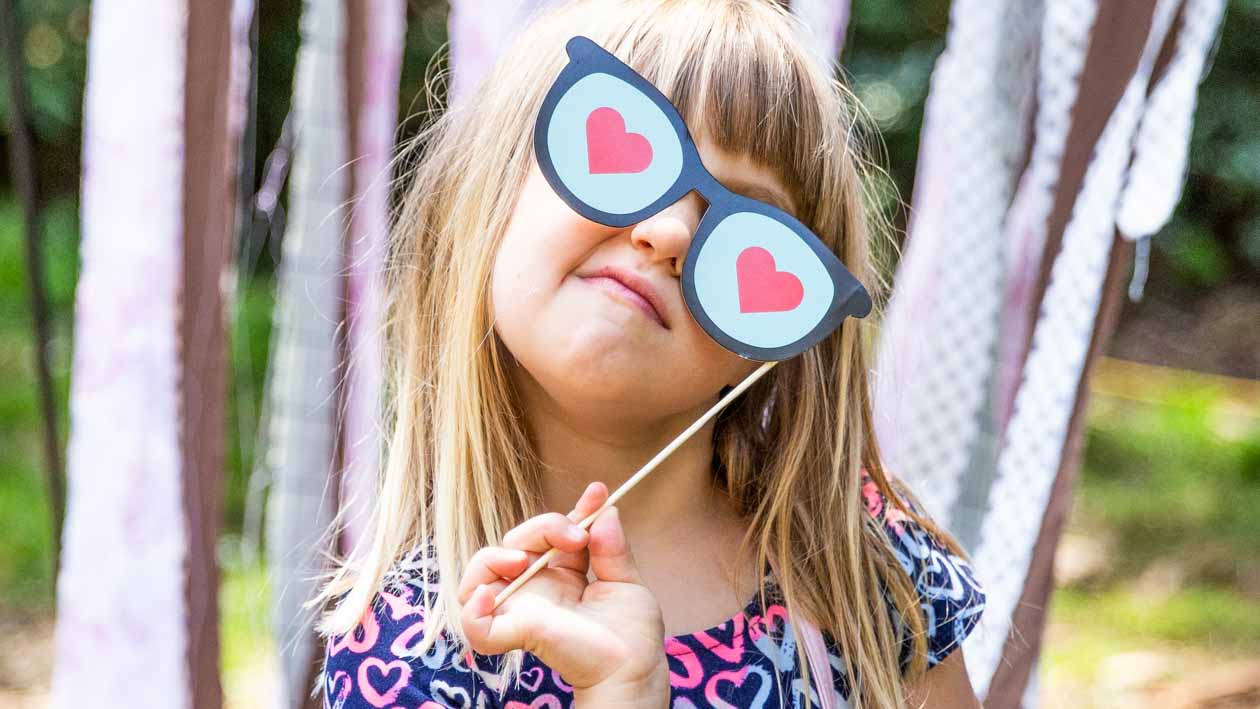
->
xmin=510 ymin=366 xmax=765 ymax=635
xmin=511 ymin=365 xmax=738 ymax=549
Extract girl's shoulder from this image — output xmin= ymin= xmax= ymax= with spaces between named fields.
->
xmin=322 ymin=542 xmax=499 ymax=709
xmin=859 ymin=469 xmax=987 ymax=669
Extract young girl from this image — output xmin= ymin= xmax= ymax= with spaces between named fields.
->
xmin=317 ymin=1 xmax=986 ymax=707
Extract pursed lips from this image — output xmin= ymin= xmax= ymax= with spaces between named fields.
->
xmin=580 ymin=266 xmax=670 ymax=329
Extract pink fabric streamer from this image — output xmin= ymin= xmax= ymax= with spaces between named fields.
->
xmin=229 ymin=0 xmax=255 ymax=177
xmin=995 ymin=172 xmax=1052 ymax=429
xmin=340 ymin=0 xmax=407 ymax=554
xmin=448 ymin=0 xmax=556 ymax=103
xmin=52 ymin=1 xmax=191 ymax=706
xmin=789 ymin=0 xmax=852 ymax=64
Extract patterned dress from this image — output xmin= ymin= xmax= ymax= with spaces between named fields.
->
xmin=322 ymin=481 xmax=986 ymax=708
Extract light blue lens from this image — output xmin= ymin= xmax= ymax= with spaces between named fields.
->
xmin=545 ymin=72 xmax=684 ymax=215
xmin=690 ymin=212 xmax=836 ymax=350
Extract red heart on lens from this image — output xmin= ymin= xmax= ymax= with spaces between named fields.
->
xmin=736 ymin=247 xmax=804 ymax=313
xmin=586 ymin=107 xmax=653 ymax=174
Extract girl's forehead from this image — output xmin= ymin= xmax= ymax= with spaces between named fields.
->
xmin=666 ymin=75 xmax=817 ymax=215
xmin=690 ymin=126 xmax=798 ymax=216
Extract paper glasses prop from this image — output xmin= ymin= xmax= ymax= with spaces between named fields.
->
xmin=534 ymin=35 xmax=872 ymax=361
xmin=492 ymin=36 xmax=871 ymax=609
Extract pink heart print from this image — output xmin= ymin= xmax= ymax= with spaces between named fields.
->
xmin=586 ymin=107 xmax=653 ymax=174
xmin=692 ymin=614 xmax=746 ymax=664
xmin=358 ymin=657 xmax=411 ymax=707
xmin=329 ymin=610 xmax=380 ymax=656
xmin=515 ymin=666 xmax=545 ymax=692
xmin=736 ymin=246 xmax=804 ymax=313
xmin=666 ymin=637 xmax=705 ymax=689
xmin=326 ymin=670 xmax=352 ymax=707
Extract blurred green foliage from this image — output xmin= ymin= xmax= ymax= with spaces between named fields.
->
xmin=843 ymin=1 xmax=947 ymax=218
xmin=219 ymin=548 xmax=275 ymax=701
xmin=0 ymin=0 xmax=88 ymax=194
xmin=1046 ymin=388 xmax=1260 ymax=687
xmin=1078 ymin=389 xmax=1260 ymax=584
xmin=0 ymin=197 xmax=75 ymax=610
xmin=1170 ymin=0 xmax=1260 ymax=286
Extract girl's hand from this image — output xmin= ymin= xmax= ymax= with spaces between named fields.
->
xmin=459 ymin=482 xmax=669 ymax=705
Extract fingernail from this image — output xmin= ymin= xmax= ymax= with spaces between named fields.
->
xmin=566 ymin=525 xmax=584 ymax=541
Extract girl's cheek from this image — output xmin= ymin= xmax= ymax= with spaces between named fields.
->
xmin=491 ymin=209 xmax=600 ymax=337
xmin=497 ymin=222 xmax=602 ymax=305
xmin=501 ymin=204 xmax=604 ymax=287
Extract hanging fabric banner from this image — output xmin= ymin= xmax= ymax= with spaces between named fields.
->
xmin=872 ymin=0 xmax=1041 ymax=534
xmin=53 ymin=0 xmax=239 ymax=706
xmin=340 ymin=0 xmax=407 ymax=554
xmin=968 ymin=0 xmax=1183 ymax=688
xmin=264 ymin=0 xmax=350 ymax=705
xmin=790 ymin=0 xmax=852 ymax=65
xmin=53 ymin=2 xmax=191 ymax=703
xmin=873 ymin=0 xmax=1224 ymax=702
xmin=977 ymin=0 xmax=1226 ymax=703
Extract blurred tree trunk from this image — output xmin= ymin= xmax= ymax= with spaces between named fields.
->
xmin=0 ymin=0 xmax=65 ymax=587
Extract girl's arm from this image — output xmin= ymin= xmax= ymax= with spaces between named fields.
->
xmin=905 ymin=648 xmax=981 ymax=708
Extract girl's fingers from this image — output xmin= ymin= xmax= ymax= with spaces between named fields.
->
xmin=497 ymin=483 xmax=609 ymax=575
xmin=501 ymin=511 xmax=589 ymax=555
xmin=567 ymin=481 xmax=609 ymax=525
xmin=588 ymin=505 xmax=645 ymax=585
xmin=457 ymin=547 xmax=530 ymax=604
xmin=548 ymin=482 xmax=610 ymax=573
xmin=461 ymin=584 xmax=534 ymax=656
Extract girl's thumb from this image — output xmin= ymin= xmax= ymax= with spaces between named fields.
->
xmin=588 ymin=506 xmax=645 ymax=585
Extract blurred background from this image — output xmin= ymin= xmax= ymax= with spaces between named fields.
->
xmin=0 ymin=0 xmax=1257 ymax=707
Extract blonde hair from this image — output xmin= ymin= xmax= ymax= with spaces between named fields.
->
xmin=315 ymin=1 xmax=967 ymax=706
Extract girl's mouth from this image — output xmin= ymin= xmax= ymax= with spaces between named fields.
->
xmin=580 ymin=266 xmax=670 ymax=329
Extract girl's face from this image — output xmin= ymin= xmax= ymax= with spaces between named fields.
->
xmin=492 ymin=133 xmax=796 ymax=425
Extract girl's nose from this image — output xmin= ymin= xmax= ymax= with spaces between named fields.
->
xmin=629 ymin=191 xmax=706 ymax=278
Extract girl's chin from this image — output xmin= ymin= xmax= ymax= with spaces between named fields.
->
xmin=526 ymin=357 xmax=666 ymax=407
xmin=542 ymin=360 xmax=658 ymax=400
xmin=548 ymin=321 xmax=666 ymax=365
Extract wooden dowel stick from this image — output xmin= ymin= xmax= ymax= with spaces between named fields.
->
xmin=493 ymin=360 xmax=777 ymax=609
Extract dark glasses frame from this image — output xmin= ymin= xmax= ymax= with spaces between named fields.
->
xmin=533 ymin=35 xmax=872 ymax=361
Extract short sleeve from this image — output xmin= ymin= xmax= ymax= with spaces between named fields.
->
xmin=861 ymin=474 xmax=986 ymax=669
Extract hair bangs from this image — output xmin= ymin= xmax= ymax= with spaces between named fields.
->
xmin=603 ymin=1 xmax=830 ymax=225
